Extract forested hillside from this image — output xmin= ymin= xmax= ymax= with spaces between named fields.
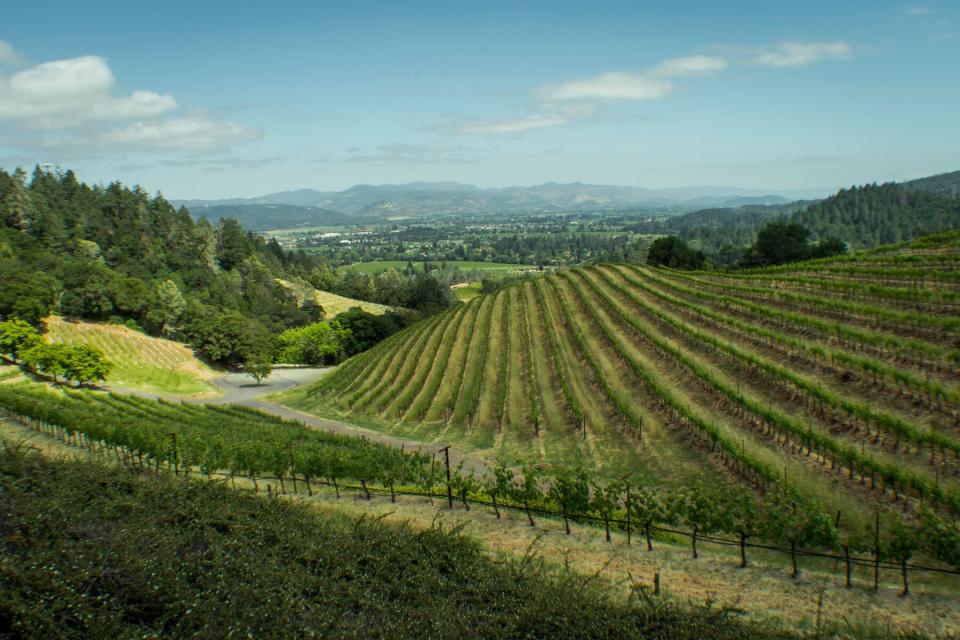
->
xmin=0 ymin=167 xmax=451 ymax=366
xmin=905 ymin=169 xmax=960 ymax=199
xmin=641 ymin=179 xmax=960 ymax=261
xmin=0 ymin=167 xmax=331 ymax=364
xmin=792 ymin=183 xmax=960 ymax=247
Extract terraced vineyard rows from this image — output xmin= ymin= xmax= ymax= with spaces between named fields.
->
xmin=296 ymin=234 xmax=960 ymax=532
xmin=44 ymin=316 xmax=217 ymax=395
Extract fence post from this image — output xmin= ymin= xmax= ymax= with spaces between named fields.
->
xmin=653 ymin=573 xmax=660 ymax=596
xmin=843 ymin=545 xmax=852 ymax=588
xmin=440 ymin=446 xmax=453 ymax=510
xmin=873 ymin=512 xmax=880 ymax=593
xmin=900 ymin=557 xmax=909 ymax=597
xmin=625 ymin=484 xmax=632 ymax=545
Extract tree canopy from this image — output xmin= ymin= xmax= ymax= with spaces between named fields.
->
xmin=646 ymin=236 xmax=706 ymax=270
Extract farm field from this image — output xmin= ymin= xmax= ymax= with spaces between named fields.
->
xmin=292 ymin=231 xmax=960 ymax=539
xmin=337 ymin=260 xmax=537 ymax=274
xmin=276 ymin=278 xmax=392 ymax=316
xmin=44 ymin=316 xmax=218 ymax=395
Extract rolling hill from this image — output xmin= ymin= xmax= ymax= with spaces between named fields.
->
xmin=174 ymin=181 xmax=811 ymax=221
xmin=905 ymin=169 xmax=960 ymax=199
xmin=292 ymin=231 xmax=960 ymax=535
xmin=44 ymin=316 xmax=218 ymax=395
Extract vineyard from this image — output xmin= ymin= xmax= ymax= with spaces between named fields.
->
xmin=276 ymin=278 xmax=391 ymax=317
xmin=2 ymin=381 xmax=959 ymax=601
xmin=294 ymin=231 xmax=960 ymax=553
xmin=44 ymin=316 xmax=218 ymax=395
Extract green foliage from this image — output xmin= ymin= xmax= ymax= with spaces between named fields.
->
xmin=20 ymin=342 xmax=66 ymax=381
xmin=548 ymin=466 xmax=591 ymax=532
xmin=0 ymin=318 xmax=41 ymax=359
xmin=333 ymin=307 xmax=409 ymax=357
xmin=61 ymin=344 xmax=112 ymax=386
xmin=276 ymin=320 xmax=352 ymax=365
xmin=646 ymin=236 xmax=706 ymax=269
xmin=185 ymin=307 xmax=272 ymax=366
xmin=0 ymin=167 xmax=361 ymax=364
xmin=740 ymin=221 xmax=847 ymax=267
xmin=244 ymin=358 xmax=273 ymax=386
xmin=0 ymin=448 xmax=805 ymax=640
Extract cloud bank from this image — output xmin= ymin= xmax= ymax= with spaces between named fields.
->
xmin=0 ymin=41 xmax=258 ymax=155
xmin=450 ymin=41 xmax=853 ymax=136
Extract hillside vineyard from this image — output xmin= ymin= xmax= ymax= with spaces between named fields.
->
xmin=306 ymin=232 xmax=960 ymax=528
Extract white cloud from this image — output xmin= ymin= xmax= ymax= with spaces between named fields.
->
xmin=650 ymin=55 xmax=729 ymax=77
xmin=455 ymin=114 xmax=567 ymax=135
xmin=0 ymin=40 xmax=29 ymax=68
xmin=904 ymin=5 xmax=934 ymax=16
xmin=0 ymin=56 xmax=177 ymax=128
xmin=0 ymin=47 xmax=257 ymax=155
xmin=449 ymin=40 xmax=851 ymax=135
xmin=535 ymin=55 xmax=726 ymax=104
xmin=749 ymin=41 xmax=852 ymax=68
xmin=537 ymin=72 xmax=673 ymax=102
xmin=344 ymin=143 xmax=480 ymax=164
xmin=96 ymin=115 xmax=260 ymax=152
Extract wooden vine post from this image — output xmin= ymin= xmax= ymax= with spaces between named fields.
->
xmin=168 ymin=432 xmax=179 ymax=476
xmin=440 ymin=445 xmax=453 ymax=510
xmin=873 ymin=512 xmax=881 ymax=593
xmin=621 ymin=473 xmax=633 ymax=546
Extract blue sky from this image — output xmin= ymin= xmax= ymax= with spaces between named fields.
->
xmin=1 ymin=1 xmax=957 ymax=198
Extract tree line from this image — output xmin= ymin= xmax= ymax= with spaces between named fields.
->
xmin=0 ymin=166 xmax=456 ymax=368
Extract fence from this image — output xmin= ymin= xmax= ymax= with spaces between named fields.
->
xmin=6 ymin=408 xmax=960 ymax=595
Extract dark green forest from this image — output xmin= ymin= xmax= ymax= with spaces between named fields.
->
xmin=0 ymin=168 xmax=448 ymax=365
xmin=632 ymin=182 xmax=960 ymax=263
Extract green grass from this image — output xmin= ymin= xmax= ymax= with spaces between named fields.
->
xmin=1 ymin=447 xmax=817 ymax=640
xmin=338 ymin=260 xmax=536 ymax=274
xmin=452 ymin=281 xmax=482 ymax=302
xmin=276 ymin=278 xmax=391 ymax=316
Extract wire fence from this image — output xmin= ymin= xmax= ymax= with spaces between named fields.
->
xmin=8 ymin=410 xmax=960 ymax=590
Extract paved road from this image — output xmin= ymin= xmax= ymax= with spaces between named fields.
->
xmin=109 ymin=367 xmax=488 ymax=474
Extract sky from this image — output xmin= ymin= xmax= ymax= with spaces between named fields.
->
xmin=1 ymin=1 xmax=958 ymax=199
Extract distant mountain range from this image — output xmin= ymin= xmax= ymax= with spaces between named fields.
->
xmin=173 ymin=171 xmax=960 ymax=231
xmin=173 ymin=181 xmax=830 ymax=229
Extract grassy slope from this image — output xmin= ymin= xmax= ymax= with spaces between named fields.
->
xmin=0 ymin=447 xmax=805 ymax=640
xmin=452 ymin=281 xmax=482 ymax=302
xmin=276 ymin=278 xmax=390 ymax=317
xmin=44 ymin=316 xmax=217 ymax=396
